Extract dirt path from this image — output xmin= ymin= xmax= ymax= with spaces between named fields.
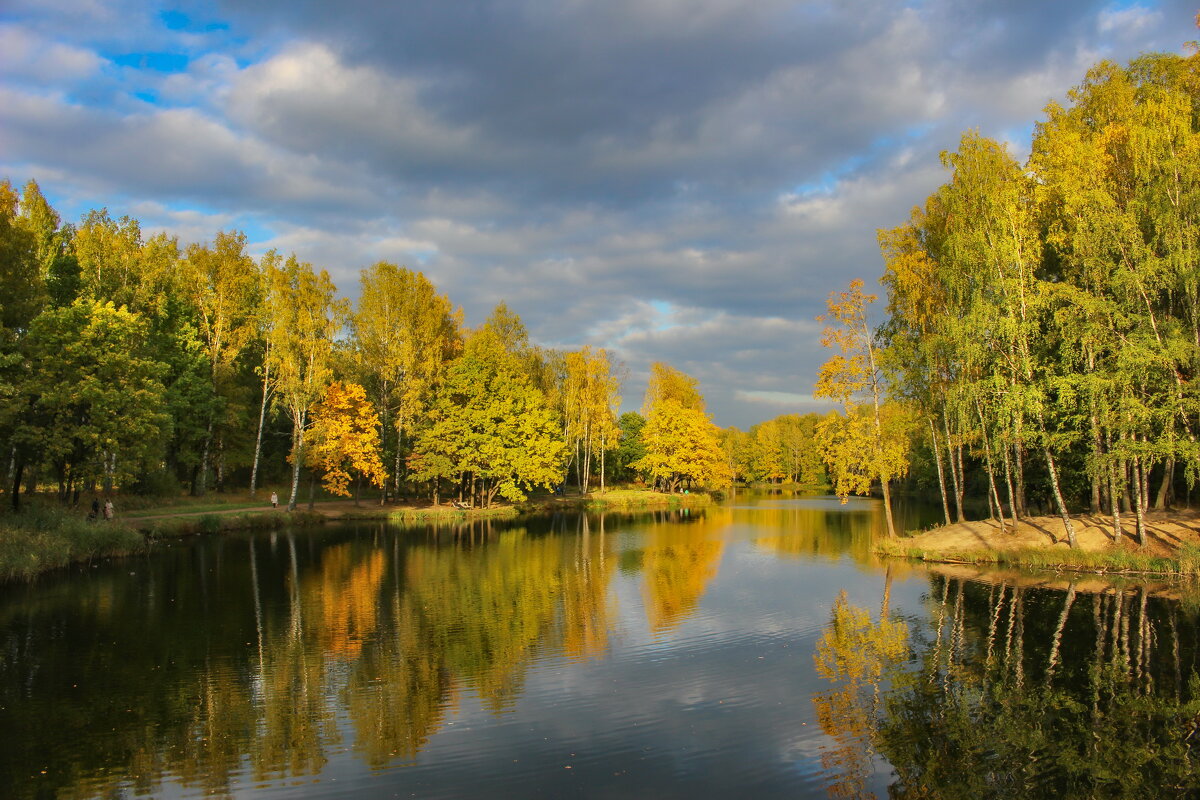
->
xmin=907 ymin=508 xmax=1200 ymax=557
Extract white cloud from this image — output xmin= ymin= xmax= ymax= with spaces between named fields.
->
xmin=0 ymin=24 xmax=102 ymax=83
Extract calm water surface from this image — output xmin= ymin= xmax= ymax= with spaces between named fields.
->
xmin=1 ymin=493 xmax=1197 ymax=798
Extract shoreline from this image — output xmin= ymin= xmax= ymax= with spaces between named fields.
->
xmin=0 ymin=489 xmax=714 ymax=583
xmin=880 ymin=509 xmax=1200 ymax=577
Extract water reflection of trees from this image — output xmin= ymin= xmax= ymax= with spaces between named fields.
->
xmin=639 ymin=508 xmax=729 ymax=633
xmin=0 ymin=520 xmax=617 ymax=799
xmin=813 ymin=572 xmax=1200 ymax=798
xmin=751 ymin=505 xmax=883 ymax=563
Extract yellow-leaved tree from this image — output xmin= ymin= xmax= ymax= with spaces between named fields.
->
xmin=814 ymin=280 xmax=911 ymax=538
xmin=635 ymin=365 xmax=732 ymax=493
xmin=306 ymin=381 xmax=388 ymax=502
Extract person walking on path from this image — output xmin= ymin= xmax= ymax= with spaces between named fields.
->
xmin=270 ymin=491 xmax=278 ymax=509
xmin=103 ymin=498 xmax=114 ymax=521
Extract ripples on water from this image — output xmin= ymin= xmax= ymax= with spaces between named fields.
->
xmin=0 ymin=494 xmax=1197 ymax=798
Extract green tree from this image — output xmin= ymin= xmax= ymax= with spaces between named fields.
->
xmin=634 ymin=396 xmax=731 ymax=492
xmin=180 ymin=231 xmax=263 ymax=494
xmin=17 ymin=179 xmax=79 ymax=308
xmin=353 ymin=262 xmax=460 ymax=498
xmin=411 ymin=326 xmax=566 ymax=506
xmin=610 ymin=411 xmax=648 ymax=484
xmin=13 ymin=301 xmax=168 ymax=506
xmin=815 ymin=280 xmax=910 ymax=537
xmin=0 ymin=181 xmax=43 ymax=332
xmin=266 ymin=255 xmax=348 ymax=511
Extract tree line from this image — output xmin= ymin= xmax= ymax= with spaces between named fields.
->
xmin=827 ymin=47 xmax=1200 ymax=542
xmin=0 ymin=186 xmax=747 ymax=510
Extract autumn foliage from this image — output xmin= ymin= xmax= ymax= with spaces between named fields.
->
xmin=306 ymin=382 xmax=388 ymax=497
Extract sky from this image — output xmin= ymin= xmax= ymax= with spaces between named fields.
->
xmin=0 ymin=1 xmax=1194 ymax=428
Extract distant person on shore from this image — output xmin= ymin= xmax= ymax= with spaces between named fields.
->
xmin=103 ymin=498 xmax=114 ymax=521
xmin=89 ymin=498 xmax=100 ymax=522
xmin=270 ymin=491 xmax=278 ymax=509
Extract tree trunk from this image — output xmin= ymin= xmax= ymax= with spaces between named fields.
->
xmin=600 ymin=444 xmax=606 ymax=493
xmin=215 ymin=435 xmax=225 ymax=493
xmin=1155 ymin=458 xmax=1174 ymax=510
xmin=929 ymin=417 xmax=951 ymax=526
xmin=943 ymin=410 xmax=964 ymax=522
xmin=1133 ymin=455 xmax=1147 ymax=546
xmin=1001 ymin=440 xmax=1018 ymax=526
xmin=10 ymin=460 xmax=24 ymax=512
xmin=196 ymin=419 xmax=213 ymax=496
xmin=880 ymin=479 xmax=897 ymax=538
xmin=286 ymin=414 xmax=304 ymax=512
xmin=1090 ymin=415 xmax=1103 ymax=514
xmin=1043 ymin=443 xmax=1077 ymax=547
xmin=250 ymin=358 xmax=271 ymax=497
xmin=1107 ymin=429 xmax=1123 ymax=542
xmin=975 ymin=401 xmax=1007 ymax=535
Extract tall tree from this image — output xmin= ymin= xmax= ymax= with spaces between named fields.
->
xmin=13 ymin=301 xmax=168 ymax=507
xmin=636 ymin=367 xmax=730 ymax=493
xmin=354 ymin=263 xmax=460 ymax=499
xmin=180 ymin=231 xmax=262 ymax=494
xmin=410 ymin=326 xmax=565 ymax=507
xmin=563 ymin=346 xmax=621 ymax=493
xmin=266 ymin=255 xmax=347 ymax=511
xmin=815 ymin=279 xmax=909 ymax=538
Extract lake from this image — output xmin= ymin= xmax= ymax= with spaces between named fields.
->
xmin=1 ymin=492 xmax=1196 ymax=798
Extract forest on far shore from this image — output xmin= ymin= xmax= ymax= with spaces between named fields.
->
xmin=0 ymin=179 xmax=837 ymax=512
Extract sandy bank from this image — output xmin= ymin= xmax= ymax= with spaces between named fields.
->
xmin=905 ymin=509 xmax=1200 ymax=557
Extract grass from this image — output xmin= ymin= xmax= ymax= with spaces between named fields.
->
xmin=583 ymin=489 xmax=714 ymax=510
xmin=387 ymin=506 xmax=520 ymax=524
xmin=0 ymin=507 xmax=146 ymax=582
xmin=876 ymin=538 xmax=1200 ymax=577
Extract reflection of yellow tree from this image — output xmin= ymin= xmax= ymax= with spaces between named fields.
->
xmin=641 ymin=510 xmax=729 ymax=633
xmin=43 ymin=522 xmax=623 ymax=794
xmin=253 ymin=637 xmax=339 ymax=780
xmin=174 ymin=669 xmax=256 ymax=797
xmin=749 ymin=506 xmax=882 ymax=564
xmin=811 ymin=591 xmax=907 ymax=799
xmin=346 ymin=590 xmax=453 ymax=767
xmin=560 ymin=515 xmax=616 ymax=660
xmin=308 ymin=544 xmax=386 ymax=658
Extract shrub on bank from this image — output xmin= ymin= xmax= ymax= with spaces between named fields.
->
xmin=0 ymin=507 xmax=145 ymax=582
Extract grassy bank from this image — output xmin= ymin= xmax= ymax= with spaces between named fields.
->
xmin=877 ymin=539 xmax=1200 ymax=578
xmin=386 ymin=505 xmax=521 ymax=524
xmin=0 ymin=508 xmax=146 ymax=582
xmin=582 ymin=489 xmax=714 ymax=511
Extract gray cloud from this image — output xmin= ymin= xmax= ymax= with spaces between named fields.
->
xmin=1 ymin=0 xmax=1194 ymax=427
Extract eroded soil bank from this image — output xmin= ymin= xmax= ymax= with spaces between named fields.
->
xmin=884 ymin=509 xmax=1200 ymax=575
